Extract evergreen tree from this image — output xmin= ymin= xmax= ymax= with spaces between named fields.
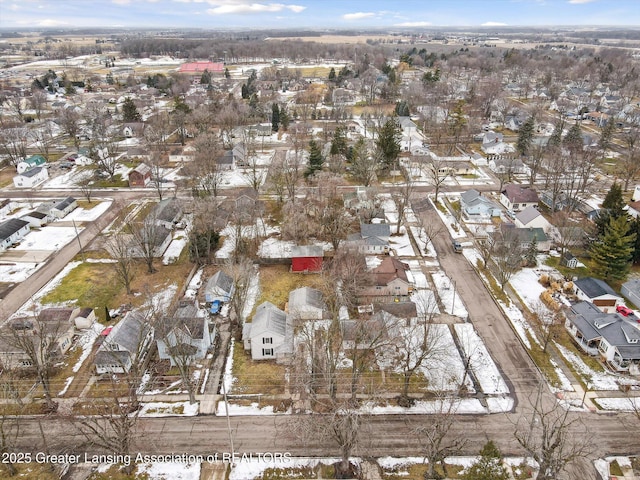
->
xmin=461 ymin=441 xmax=510 ymax=480
xmin=596 ymin=183 xmax=626 ymax=236
xmin=517 ymin=116 xmax=535 ymax=156
xmin=330 ymin=126 xmax=348 ymax=156
xmin=591 ymin=215 xmax=636 ymax=282
xmin=200 ymin=69 xmax=211 ymax=85
xmin=525 ymin=235 xmax=538 ymax=267
xmin=328 ymin=67 xmax=336 ymax=81
xmin=395 ymin=100 xmax=410 ymax=117
xmin=598 ymin=118 xmax=616 ymax=153
xmin=563 ymin=122 xmax=583 ymax=154
xmin=271 ymin=103 xmax=280 ymax=132
xmin=375 ymin=118 xmax=402 ymax=171
xmin=224 ymin=68 xmax=230 ymax=79
xmin=548 ymin=119 xmax=564 ymax=147
xmin=279 ymin=105 xmax=290 ymax=131
xmin=631 ymin=217 xmax=640 ymax=264
xmin=305 ymin=139 xmax=324 ymax=178
xmin=122 ymin=97 xmax=141 ymax=122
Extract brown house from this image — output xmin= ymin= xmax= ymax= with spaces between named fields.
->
xmin=360 ymin=257 xmax=414 ymax=302
xmin=128 ymin=163 xmax=152 ymax=187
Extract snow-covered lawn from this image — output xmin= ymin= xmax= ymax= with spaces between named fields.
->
xmin=65 ymin=201 xmax=112 ymax=222
xmin=73 ymin=322 xmax=105 ymax=373
xmin=454 ymin=323 xmax=509 ymax=395
xmin=389 ymin=227 xmax=416 ymax=256
xmin=41 ymin=168 xmax=93 ymax=189
xmin=163 ymin=235 xmax=188 ymax=265
xmin=510 ymin=268 xmax=546 ymax=309
xmin=221 ymin=338 xmax=236 ymax=394
xmin=14 ymin=226 xmax=79 ymax=251
xmin=137 ymin=462 xmax=200 ymax=480
xmin=433 ymin=195 xmax=466 ymax=239
xmin=0 ymin=262 xmax=42 ymax=282
xmin=409 ymin=226 xmax=438 ymax=265
xmin=554 ymin=343 xmax=640 ymax=391
xmin=594 ymin=397 xmax=640 ymax=411
xmin=184 ymin=267 xmax=204 ymax=299
xmin=139 ymin=401 xmax=199 ymax=417
xmin=217 ymin=401 xmax=289 ymax=416
xmin=422 ymin=324 xmax=475 ymax=392
xmin=431 ymin=271 xmax=468 ymax=318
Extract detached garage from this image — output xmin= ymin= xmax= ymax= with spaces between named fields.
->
xmin=291 ymin=245 xmax=323 ymax=273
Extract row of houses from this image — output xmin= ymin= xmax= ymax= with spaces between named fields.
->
xmin=0 ymin=197 xmax=78 ymax=251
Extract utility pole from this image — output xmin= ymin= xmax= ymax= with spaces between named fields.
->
xmin=72 ymin=219 xmax=85 ymax=262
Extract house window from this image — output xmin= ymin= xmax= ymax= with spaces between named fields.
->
xmin=262 ymin=348 xmax=274 ymax=356
xmin=513 ymin=204 xmax=519 ymax=209
xmin=262 ymin=337 xmax=273 ymax=344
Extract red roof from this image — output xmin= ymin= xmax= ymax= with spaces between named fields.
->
xmin=100 ymin=326 xmax=113 ymax=336
xmin=178 ymin=61 xmax=224 ymax=73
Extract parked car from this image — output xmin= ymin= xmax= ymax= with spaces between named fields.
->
xmin=210 ymin=300 xmax=221 ymax=315
xmin=616 ymin=305 xmax=634 ymax=317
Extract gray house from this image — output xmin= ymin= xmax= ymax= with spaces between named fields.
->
xmin=460 ymin=189 xmax=501 ymax=218
xmin=574 ymin=277 xmax=623 ymax=313
xmin=288 ymin=287 xmax=325 ymax=322
xmin=348 ymin=223 xmax=391 ymax=254
xmin=565 ymin=301 xmax=640 ymax=372
xmin=204 ymin=270 xmax=234 ymax=303
xmin=94 ymin=312 xmax=154 ymax=374
xmin=151 ymin=198 xmax=182 ymax=230
xmin=156 ymin=316 xmax=214 ymax=367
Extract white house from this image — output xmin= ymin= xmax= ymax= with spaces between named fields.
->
xmin=244 ymin=301 xmax=292 ymax=361
xmin=574 ymin=277 xmax=623 ymax=313
xmin=156 ymin=317 xmax=214 ymax=367
xmin=50 ymin=197 xmax=77 ymax=219
xmin=13 ymin=166 xmax=49 ymax=188
xmin=21 ymin=210 xmax=50 ymax=228
xmin=16 ymin=155 xmax=46 ymax=174
xmin=500 ymin=184 xmax=539 ymax=212
xmin=347 ymin=223 xmax=391 ymax=255
xmin=0 ymin=218 xmax=30 ymax=251
xmin=514 ymin=206 xmax=552 ymax=233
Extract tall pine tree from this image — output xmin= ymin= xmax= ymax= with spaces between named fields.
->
xmin=591 ymin=215 xmax=636 ymax=282
xmin=305 ymin=139 xmax=324 ymax=178
xmin=596 ymin=183 xmax=626 ymax=236
xmin=122 ymin=97 xmax=141 ymax=122
xmin=375 ymin=118 xmax=402 ymax=171
xmin=517 ymin=116 xmax=535 ymax=156
xmin=271 ymin=103 xmax=280 ymax=132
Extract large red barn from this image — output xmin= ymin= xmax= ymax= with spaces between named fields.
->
xmin=291 ymin=245 xmax=323 ymax=273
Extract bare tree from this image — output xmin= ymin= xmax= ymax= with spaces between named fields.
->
xmin=415 ymin=214 xmax=444 ymax=255
xmin=0 ymin=126 xmax=29 ymax=167
xmin=105 ymin=233 xmax=136 ymax=295
xmin=391 ymin=166 xmax=415 ymax=234
xmin=57 ymin=107 xmax=81 ymax=150
xmin=78 ymin=176 xmax=95 ymax=203
xmin=184 ymin=133 xmax=225 ymax=198
xmin=7 ymin=310 xmax=67 ymax=411
xmin=618 ymin=123 xmax=640 ymax=192
xmin=130 ymin=217 xmax=163 ymax=274
xmin=147 ymin=152 xmax=167 ymax=201
xmin=490 ymin=227 xmax=524 ymax=291
xmin=224 ymin=256 xmax=255 ymax=332
xmin=29 ymin=89 xmax=48 ymax=121
xmin=420 ymin=155 xmax=450 ymax=204
xmin=72 ymin=312 xmax=151 ymax=475
xmin=411 ymin=394 xmax=467 ymax=479
xmin=349 ymin=138 xmax=378 ymax=187
xmin=514 ymin=385 xmax=594 ymax=480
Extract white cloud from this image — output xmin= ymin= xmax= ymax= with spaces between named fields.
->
xmin=37 ymin=19 xmax=69 ymax=27
xmin=343 ymin=12 xmax=375 ymax=20
xmin=112 ymin=0 xmax=131 ymax=4
xmin=206 ymin=2 xmax=305 ymax=14
xmin=395 ymin=21 xmax=432 ymax=27
xmin=568 ymin=0 xmax=596 ymax=3
xmin=481 ymin=21 xmax=508 ymax=26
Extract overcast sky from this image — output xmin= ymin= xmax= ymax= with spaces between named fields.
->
xmin=1 ymin=0 xmax=638 ymax=30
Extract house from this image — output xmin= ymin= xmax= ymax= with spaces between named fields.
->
xmin=21 ymin=210 xmax=50 ymax=228
xmin=128 ymin=163 xmax=152 ymax=187
xmin=496 ymin=224 xmax=551 ymax=252
xmin=621 ymin=279 xmax=640 ymax=308
xmin=0 ymin=218 xmax=30 ymax=251
xmin=341 ymin=310 xmax=396 ymax=351
xmin=348 ymin=223 xmax=391 ymax=255
xmin=565 ymin=301 xmax=640 ymax=372
xmin=156 ymin=316 xmax=214 ymax=367
xmin=178 ymin=61 xmax=224 ymax=79
xmin=204 ymin=270 xmax=234 ymax=303
xmin=514 ymin=206 xmax=552 ymax=233
xmin=247 ymin=124 xmax=272 ymax=137
xmin=0 ymin=309 xmax=76 ymax=368
xmin=0 ymin=199 xmax=12 ymax=218
xmin=500 ymin=184 xmax=539 ymax=212
xmin=360 ymin=256 xmax=414 ymax=301
xmin=244 ymin=301 xmax=292 ymax=362
xmin=17 ymin=155 xmax=46 ymax=174
xmin=168 ymin=145 xmax=195 ymax=163
xmin=560 ymin=251 xmax=579 ymax=269
xmin=628 ymin=201 xmax=640 ymax=219
xmin=574 ymin=277 xmax=623 ymax=313
xmin=74 ymin=307 xmax=96 ymax=329
xmin=122 ymin=122 xmax=145 ymax=138
xmin=488 ymin=157 xmax=527 ymax=175
xmin=94 ymin=312 xmax=153 ymax=374
xmin=50 ymin=197 xmax=77 ymax=219
xmin=481 ymin=131 xmax=515 ymax=155
xmin=460 ymin=189 xmax=501 ymax=218
xmin=127 ymin=225 xmax=173 ymax=258
xmin=124 ymin=147 xmax=151 ymax=162
xmin=287 ymin=287 xmax=325 ymax=322
xmin=218 ymin=143 xmax=247 ymax=169
xmin=150 ymin=198 xmax=183 ymax=230
xmin=291 ymin=245 xmax=323 ymax=273
xmin=13 ymin=166 xmax=49 ymax=188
